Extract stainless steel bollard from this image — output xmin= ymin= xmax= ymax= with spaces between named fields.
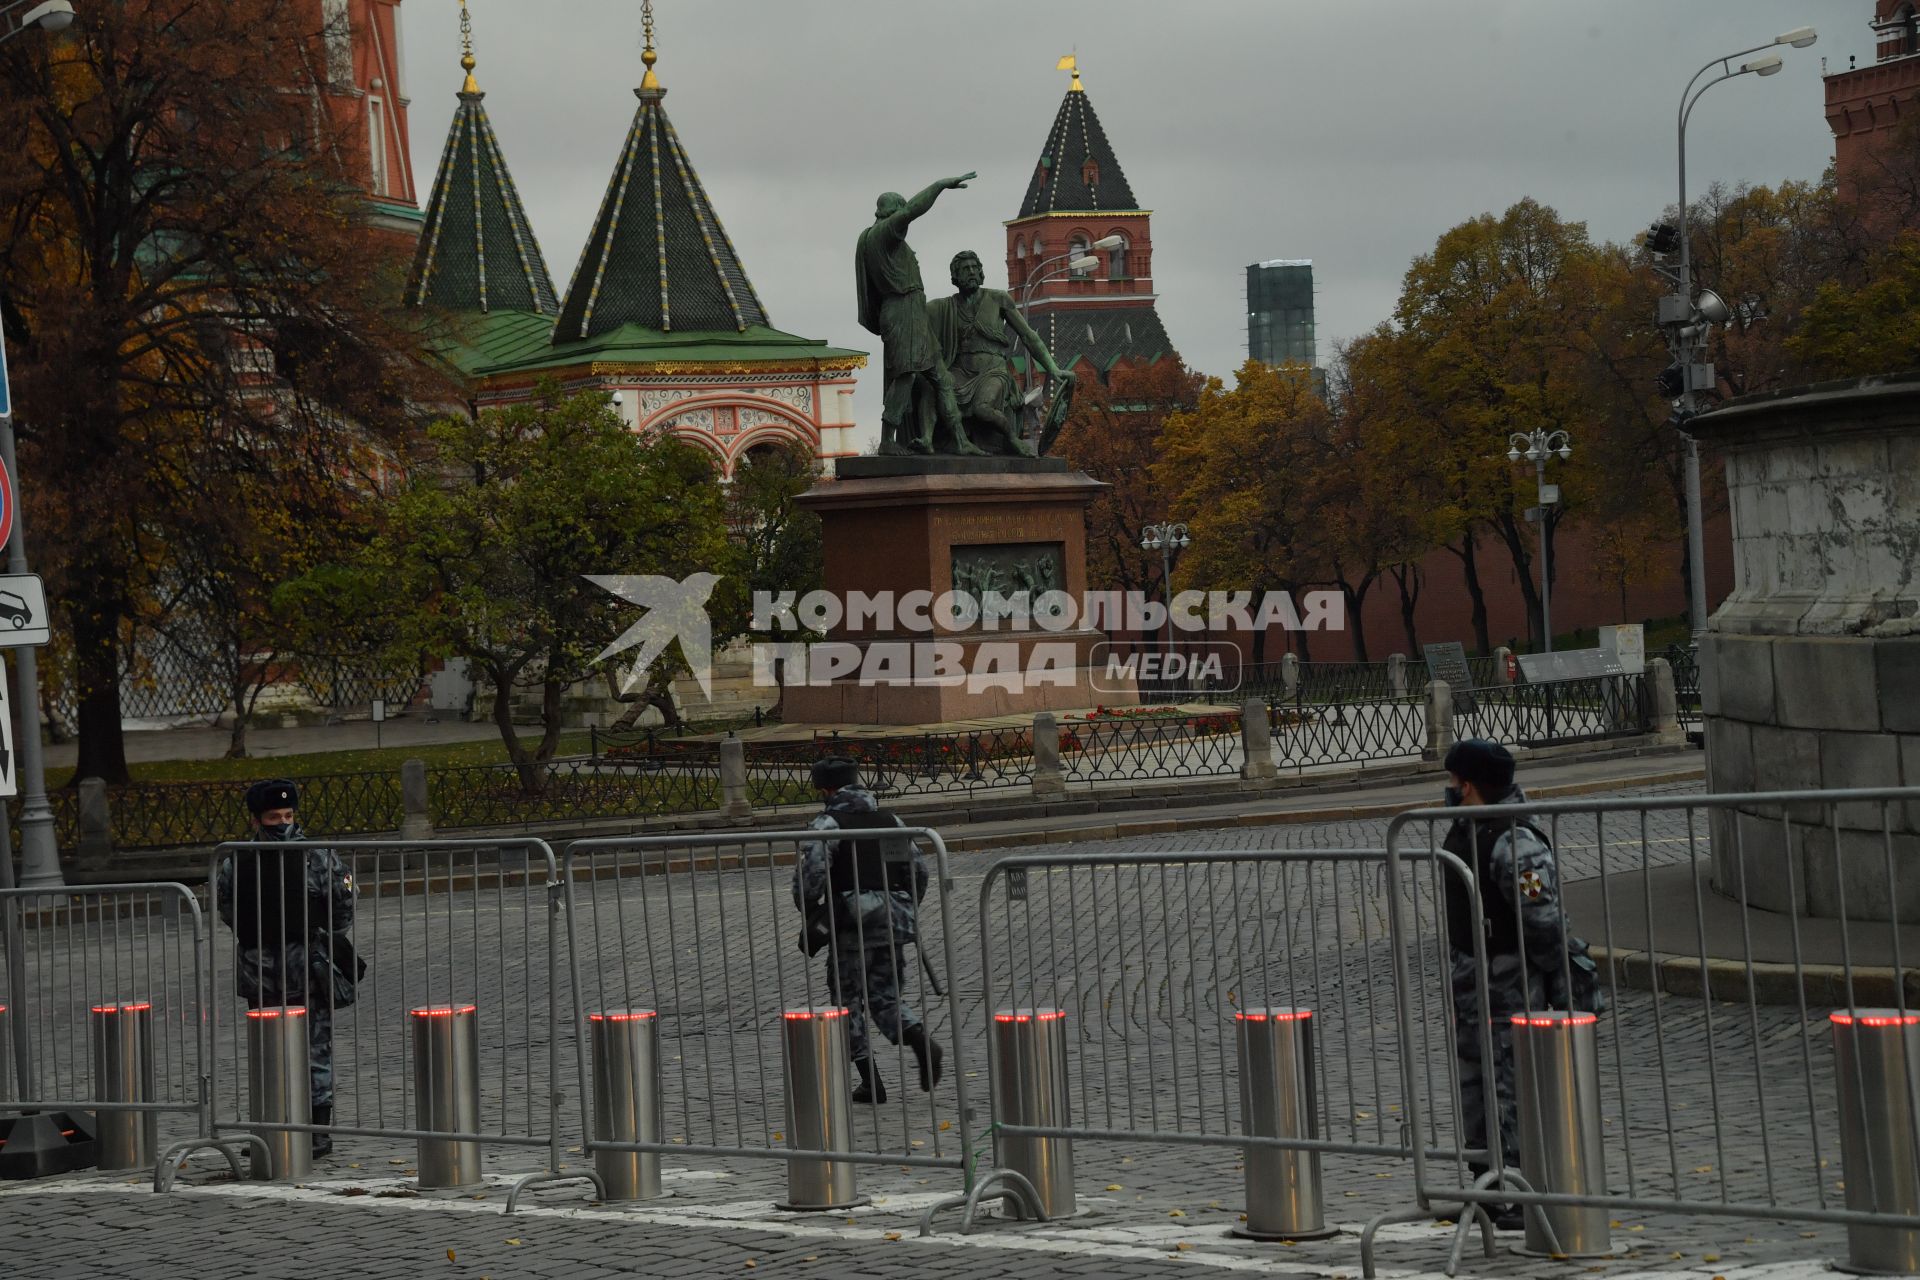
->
xmin=90 ymin=1001 xmax=156 ymax=1172
xmin=410 ymin=1004 xmax=482 ymax=1189
xmin=991 ymin=1007 xmax=1074 ymax=1220
xmin=777 ymin=1007 xmax=864 ymax=1211
xmin=1232 ymin=1008 xmax=1332 ymax=1241
xmin=590 ymin=1010 xmax=663 ymax=1202
xmin=1511 ymin=1011 xmax=1611 ymax=1258
xmin=246 ymin=1007 xmax=312 ymax=1181
xmin=1832 ymin=1009 xmax=1920 ymax=1275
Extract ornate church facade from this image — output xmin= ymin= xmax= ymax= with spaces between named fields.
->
xmin=400 ymin=3 xmax=864 ymax=478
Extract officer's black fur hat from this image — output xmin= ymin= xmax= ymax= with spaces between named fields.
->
xmin=810 ymin=757 xmax=859 ymax=791
xmin=1443 ymin=739 xmax=1515 ymax=797
xmin=245 ymin=778 xmax=299 ymax=817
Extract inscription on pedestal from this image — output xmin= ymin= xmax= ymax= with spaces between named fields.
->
xmin=943 ymin=512 xmax=1063 ymax=543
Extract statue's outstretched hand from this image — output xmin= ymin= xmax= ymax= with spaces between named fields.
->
xmin=947 ymin=171 xmax=977 ymax=189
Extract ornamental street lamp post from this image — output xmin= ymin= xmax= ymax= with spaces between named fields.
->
xmin=0 ymin=3 xmax=77 ymax=896
xmin=0 ymin=0 xmax=79 ymax=1159
xmin=1507 ymin=431 xmax=1572 ymax=654
xmin=1654 ymin=27 xmax=1815 ymax=644
xmin=1140 ymin=522 xmax=1190 ymax=671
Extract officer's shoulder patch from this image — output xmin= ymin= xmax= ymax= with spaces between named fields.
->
xmin=1518 ymin=869 xmax=1546 ymax=901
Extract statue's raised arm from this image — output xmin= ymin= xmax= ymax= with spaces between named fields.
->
xmin=887 ymin=172 xmax=977 ymax=232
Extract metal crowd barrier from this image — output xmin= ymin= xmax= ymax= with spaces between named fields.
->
xmin=200 ymin=840 xmax=574 ymax=1204
xmin=555 ymin=828 xmax=981 ymax=1211
xmin=967 ymin=848 xmax=1496 ymax=1248
xmin=1375 ymin=786 xmax=1920 ymax=1278
xmin=0 ymin=884 xmax=254 ymax=1184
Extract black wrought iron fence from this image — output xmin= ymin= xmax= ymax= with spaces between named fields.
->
xmin=1461 ymin=672 xmax=1653 ymax=748
xmin=1665 ymin=643 xmax=1702 ymax=726
xmin=1267 ymin=694 xmax=1429 ymax=771
xmin=585 ymin=722 xmax=699 ymax=759
xmin=428 ymin=756 xmax=721 ymax=830
xmin=41 ymin=769 xmax=404 ymax=853
xmin=1060 ymin=712 xmax=1242 ymax=783
xmin=809 ymin=726 xmax=1040 ymax=797
xmin=5 ymin=791 xmax=80 ymax=853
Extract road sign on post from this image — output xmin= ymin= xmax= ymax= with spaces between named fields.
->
xmin=0 ymin=573 xmax=49 ymax=648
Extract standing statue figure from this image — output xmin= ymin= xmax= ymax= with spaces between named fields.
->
xmin=928 ymin=250 xmax=1077 ymax=457
xmin=855 ymin=175 xmax=984 ymax=457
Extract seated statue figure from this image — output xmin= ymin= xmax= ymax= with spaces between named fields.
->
xmin=927 ymin=250 xmax=1076 ymax=457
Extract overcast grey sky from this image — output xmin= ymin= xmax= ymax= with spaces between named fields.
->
xmin=399 ymin=1 xmax=1851 ymax=435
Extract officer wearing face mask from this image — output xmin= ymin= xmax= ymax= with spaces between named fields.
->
xmin=1437 ymin=739 xmax=1595 ymax=1231
xmin=214 ymin=779 xmax=360 ymax=1157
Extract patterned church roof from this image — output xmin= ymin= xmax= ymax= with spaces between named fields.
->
xmin=1018 ymin=83 xmax=1140 ymax=218
xmin=553 ymin=81 xmax=770 ymax=342
xmin=1033 ymin=305 xmax=1175 ymax=374
xmin=405 ymin=89 xmax=558 ymax=316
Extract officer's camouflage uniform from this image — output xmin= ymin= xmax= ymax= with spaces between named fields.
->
xmin=1443 ymin=785 xmax=1569 ymax=1172
xmin=215 ymin=828 xmax=356 ymax=1110
xmin=793 ymin=786 xmax=927 ymax=1063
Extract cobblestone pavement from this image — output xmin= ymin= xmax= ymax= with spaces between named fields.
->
xmin=0 ymin=779 xmax=1883 ymax=1278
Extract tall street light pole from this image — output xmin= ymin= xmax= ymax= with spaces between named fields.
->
xmin=0 ymin=0 xmax=77 ymax=1151
xmin=1507 ymin=430 xmax=1572 ymax=654
xmin=1660 ymin=26 xmax=1816 ymax=645
xmin=1014 ymin=252 xmax=1098 ymax=448
xmin=0 ymin=6 xmax=77 ymax=896
xmin=1140 ymin=521 xmax=1190 ymax=664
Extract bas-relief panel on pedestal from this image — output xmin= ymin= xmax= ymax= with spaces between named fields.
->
xmin=951 ymin=542 xmax=1067 ymax=625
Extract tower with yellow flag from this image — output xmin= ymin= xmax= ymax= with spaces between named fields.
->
xmin=1004 ymin=56 xmax=1178 ymax=382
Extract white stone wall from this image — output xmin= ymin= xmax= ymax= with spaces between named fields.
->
xmin=1694 ymin=376 xmax=1920 ymax=921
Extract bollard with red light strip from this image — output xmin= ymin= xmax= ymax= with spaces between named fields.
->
xmin=1510 ymin=1010 xmax=1610 ymax=1259
xmin=589 ymin=1010 xmax=662 ymax=1202
xmin=90 ymin=1001 xmax=156 ymax=1171
xmin=245 ymin=1007 xmax=311 ymax=1180
xmin=1832 ymin=1009 xmax=1920 ymax=1275
xmin=1233 ymin=1007 xmax=1333 ymax=1241
xmin=778 ymin=1006 xmax=864 ymax=1211
xmin=991 ymin=1007 xmax=1075 ymax=1220
xmin=410 ymin=1005 xmax=482 ymax=1189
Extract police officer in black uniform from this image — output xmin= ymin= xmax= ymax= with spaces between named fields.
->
xmin=1440 ymin=739 xmax=1595 ymax=1229
xmin=215 ymin=779 xmax=358 ymax=1156
xmin=793 ymin=757 xmax=943 ymax=1103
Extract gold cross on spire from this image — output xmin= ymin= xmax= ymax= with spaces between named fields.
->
xmin=460 ymin=0 xmax=479 ymax=94
xmin=640 ymin=0 xmax=662 ymax=92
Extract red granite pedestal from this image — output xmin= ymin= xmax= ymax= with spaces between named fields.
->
xmin=782 ymin=459 xmax=1135 ymax=724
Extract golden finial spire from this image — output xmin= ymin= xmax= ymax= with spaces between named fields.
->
xmin=639 ymin=0 xmax=662 ymax=93
xmin=1057 ymin=51 xmax=1083 ymax=92
xmin=459 ymin=0 xmax=480 ymax=94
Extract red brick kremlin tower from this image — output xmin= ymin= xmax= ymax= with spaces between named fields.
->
xmin=1004 ymin=57 xmax=1178 ymax=381
xmin=315 ymin=0 xmax=422 ymax=238
xmin=1824 ymin=1 xmax=1920 ymax=199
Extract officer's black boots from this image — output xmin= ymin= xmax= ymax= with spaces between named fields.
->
xmin=852 ymin=1056 xmax=887 ymax=1105
xmin=311 ymin=1105 xmax=333 ymax=1157
xmin=904 ymin=1026 xmax=944 ymax=1092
